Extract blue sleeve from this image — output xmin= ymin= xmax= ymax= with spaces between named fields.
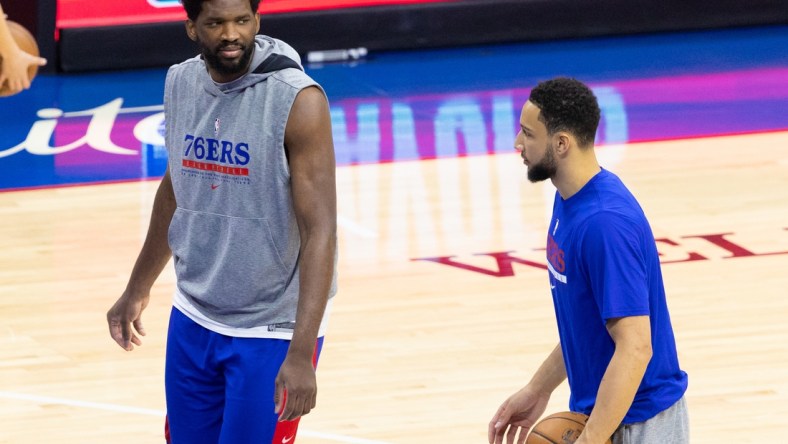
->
xmin=579 ymin=211 xmax=651 ymax=320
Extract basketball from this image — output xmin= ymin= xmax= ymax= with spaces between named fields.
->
xmin=0 ymin=20 xmax=40 ymax=97
xmin=525 ymin=411 xmax=612 ymax=444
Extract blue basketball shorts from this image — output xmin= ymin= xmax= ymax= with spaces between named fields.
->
xmin=164 ymin=307 xmax=324 ymax=444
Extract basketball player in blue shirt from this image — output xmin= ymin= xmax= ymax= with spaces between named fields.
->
xmin=488 ymin=78 xmax=689 ymax=444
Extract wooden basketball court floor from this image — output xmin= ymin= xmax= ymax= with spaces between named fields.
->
xmin=1 ymin=26 xmax=787 ymax=444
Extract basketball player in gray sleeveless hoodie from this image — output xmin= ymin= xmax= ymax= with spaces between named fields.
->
xmin=106 ymin=1 xmax=337 ymax=442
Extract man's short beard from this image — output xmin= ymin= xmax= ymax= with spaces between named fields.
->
xmin=527 ymin=141 xmax=557 ymax=183
xmin=201 ymin=41 xmax=254 ymax=78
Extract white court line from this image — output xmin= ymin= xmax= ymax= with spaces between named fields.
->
xmin=298 ymin=429 xmax=391 ymax=444
xmin=0 ymin=391 xmax=391 ymax=444
xmin=0 ymin=390 xmax=164 ymax=416
xmin=337 ymin=214 xmax=378 ymax=238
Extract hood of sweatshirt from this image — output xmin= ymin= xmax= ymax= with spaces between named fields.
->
xmin=200 ymin=35 xmax=303 ymax=96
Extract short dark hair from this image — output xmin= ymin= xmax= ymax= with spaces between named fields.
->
xmin=180 ymin=0 xmax=261 ymax=21
xmin=528 ymin=77 xmax=600 ymax=147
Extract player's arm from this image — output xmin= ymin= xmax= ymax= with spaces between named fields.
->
xmin=579 ymin=315 xmax=652 ymax=443
xmin=275 ymin=85 xmax=337 ymax=421
xmin=107 ymin=169 xmax=176 ymax=351
xmin=528 ymin=343 xmax=568 ymax=393
xmin=0 ymin=3 xmax=46 ymax=93
xmin=488 ymin=343 xmax=567 ymax=444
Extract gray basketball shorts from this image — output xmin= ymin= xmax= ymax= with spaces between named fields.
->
xmin=612 ymin=396 xmax=689 ymax=444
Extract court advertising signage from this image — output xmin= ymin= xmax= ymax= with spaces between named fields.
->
xmin=57 ymin=0 xmax=452 ymax=29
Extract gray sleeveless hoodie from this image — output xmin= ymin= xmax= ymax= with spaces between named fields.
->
xmin=164 ymin=35 xmax=337 ymax=329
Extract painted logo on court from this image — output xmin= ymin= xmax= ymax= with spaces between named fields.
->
xmin=414 ymin=230 xmax=788 ymax=277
